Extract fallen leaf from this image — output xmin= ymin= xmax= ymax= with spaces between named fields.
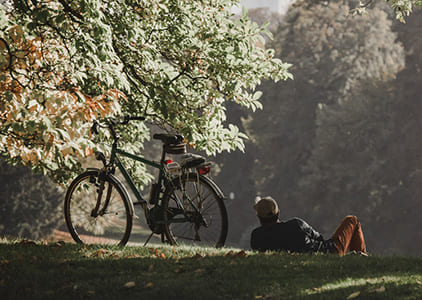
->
xmin=194 ymin=268 xmax=205 ymax=273
xmin=312 ymin=287 xmax=322 ymax=292
xmin=192 ymin=253 xmax=204 ymax=259
xmin=346 ymin=291 xmax=360 ymax=299
xmin=123 ymin=281 xmax=136 ymax=288
xmin=55 ymin=241 xmax=66 ymax=247
xmin=109 ymin=252 xmax=121 ymax=259
xmin=225 ymin=250 xmax=249 ymax=258
xmin=145 ymin=282 xmax=154 ymax=288
xmin=19 ymin=239 xmax=36 ymax=246
xmin=160 ymin=253 xmax=166 ymax=259
xmin=235 ymin=250 xmax=248 ymax=258
xmin=1 ymin=259 xmax=10 ymax=265
xmin=416 ymin=280 xmax=422 ymax=285
xmin=94 ymin=249 xmax=109 ymax=257
xmin=373 ymin=286 xmax=386 ymax=293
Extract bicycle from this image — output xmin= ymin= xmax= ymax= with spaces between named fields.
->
xmin=64 ymin=116 xmax=228 ymax=248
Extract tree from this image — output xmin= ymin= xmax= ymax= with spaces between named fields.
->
xmin=0 ymin=0 xmax=291 ymax=184
xmin=212 ymin=1 xmax=413 ymax=247
xmin=242 ymin=0 xmax=422 ymax=254
xmin=297 ymin=9 xmax=422 ymax=255
xmin=245 ymin=0 xmax=404 ymax=213
xmin=0 ymin=157 xmax=63 ymax=239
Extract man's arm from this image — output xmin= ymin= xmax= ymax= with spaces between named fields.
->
xmin=294 ymin=218 xmax=324 ymax=241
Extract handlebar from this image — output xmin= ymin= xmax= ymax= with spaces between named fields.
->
xmin=90 ymin=116 xmax=145 ymax=138
xmin=123 ymin=116 xmax=146 ymax=123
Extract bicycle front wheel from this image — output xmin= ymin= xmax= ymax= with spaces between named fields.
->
xmin=162 ymin=173 xmax=228 ymax=248
xmin=64 ymin=169 xmax=132 ymax=246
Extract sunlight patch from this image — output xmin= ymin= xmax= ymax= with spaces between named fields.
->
xmin=303 ymin=275 xmax=402 ymax=295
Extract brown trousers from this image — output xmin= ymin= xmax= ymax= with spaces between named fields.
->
xmin=332 ymin=215 xmax=367 ymax=256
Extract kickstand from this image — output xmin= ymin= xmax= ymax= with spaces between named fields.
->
xmin=144 ymin=232 xmax=154 ymax=246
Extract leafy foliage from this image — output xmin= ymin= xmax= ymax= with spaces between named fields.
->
xmin=0 ymin=0 xmax=291 ymax=183
xmin=350 ymin=0 xmax=422 ymax=22
xmin=385 ymin=0 xmax=421 ymax=21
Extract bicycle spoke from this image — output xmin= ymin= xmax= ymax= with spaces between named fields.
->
xmin=65 ymin=170 xmax=132 ymax=246
xmin=163 ymin=173 xmax=227 ymax=247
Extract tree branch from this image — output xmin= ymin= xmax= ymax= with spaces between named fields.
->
xmin=57 ymin=0 xmax=84 ymax=23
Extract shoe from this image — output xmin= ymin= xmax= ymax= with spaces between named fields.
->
xmin=346 ymin=250 xmax=368 ymax=257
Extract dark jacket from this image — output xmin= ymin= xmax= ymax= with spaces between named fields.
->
xmin=250 ymin=218 xmax=335 ymax=253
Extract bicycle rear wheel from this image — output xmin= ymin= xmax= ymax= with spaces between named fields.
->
xmin=64 ymin=169 xmax=132 ymax=246
xmin=162 ymin=173 xmax=228 ymax=248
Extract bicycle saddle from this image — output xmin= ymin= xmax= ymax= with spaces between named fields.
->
xmin=153 ymin=133 xmax=184 ymax=145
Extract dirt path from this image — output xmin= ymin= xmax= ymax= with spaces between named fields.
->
xmin=52 ymin=229 xmax=119 ymax=244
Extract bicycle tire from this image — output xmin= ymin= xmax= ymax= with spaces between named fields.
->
xmin=64 ymin=169 xmax=132 ymax=246
xmin=162 ymin=173 xmax=228 ymax=248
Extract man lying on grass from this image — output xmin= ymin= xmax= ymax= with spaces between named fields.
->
xmin=250 ymin=197 xmax=367 ymax=256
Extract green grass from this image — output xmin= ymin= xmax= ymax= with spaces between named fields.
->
xmin=0 ymin=238 xmax=421 ymax=300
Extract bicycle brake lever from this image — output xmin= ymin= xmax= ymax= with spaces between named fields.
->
xmin=123 ymin=116 xmax=145 ymax=124
xmin=121 ymin=116 xmax=130 ymax=125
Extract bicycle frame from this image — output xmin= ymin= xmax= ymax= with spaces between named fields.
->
xmin=105 ymin=142 xmax=191 ymax=225
xmin=109 ymin=146 xmax=164 ymax=206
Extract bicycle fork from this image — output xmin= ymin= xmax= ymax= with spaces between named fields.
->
xmin=90 ymin=171 xmax=113 ymax=217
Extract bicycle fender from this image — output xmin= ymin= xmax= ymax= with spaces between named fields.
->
xmin=199 ymin=174 xmax=226 ymax=201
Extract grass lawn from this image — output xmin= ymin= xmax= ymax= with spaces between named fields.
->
xmin=0 ymin=238 xmax=421 ymax=299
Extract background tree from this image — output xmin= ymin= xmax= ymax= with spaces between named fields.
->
xmin=246 ymin=0 xmax=404 ymax=213
xmin=0 ymin=157 xmax=63 ymax=239
xmin=221 ymin=1 xmax=419 ymax=253
xmin=297 ymin=8 xmax=422 ymax=255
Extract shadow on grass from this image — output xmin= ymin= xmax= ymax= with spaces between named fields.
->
xmin=0 ymin=242 xmax=421 ymax=299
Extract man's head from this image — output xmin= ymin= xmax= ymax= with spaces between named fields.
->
xmin=253 ymin=196 xmax=279 ymax=225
